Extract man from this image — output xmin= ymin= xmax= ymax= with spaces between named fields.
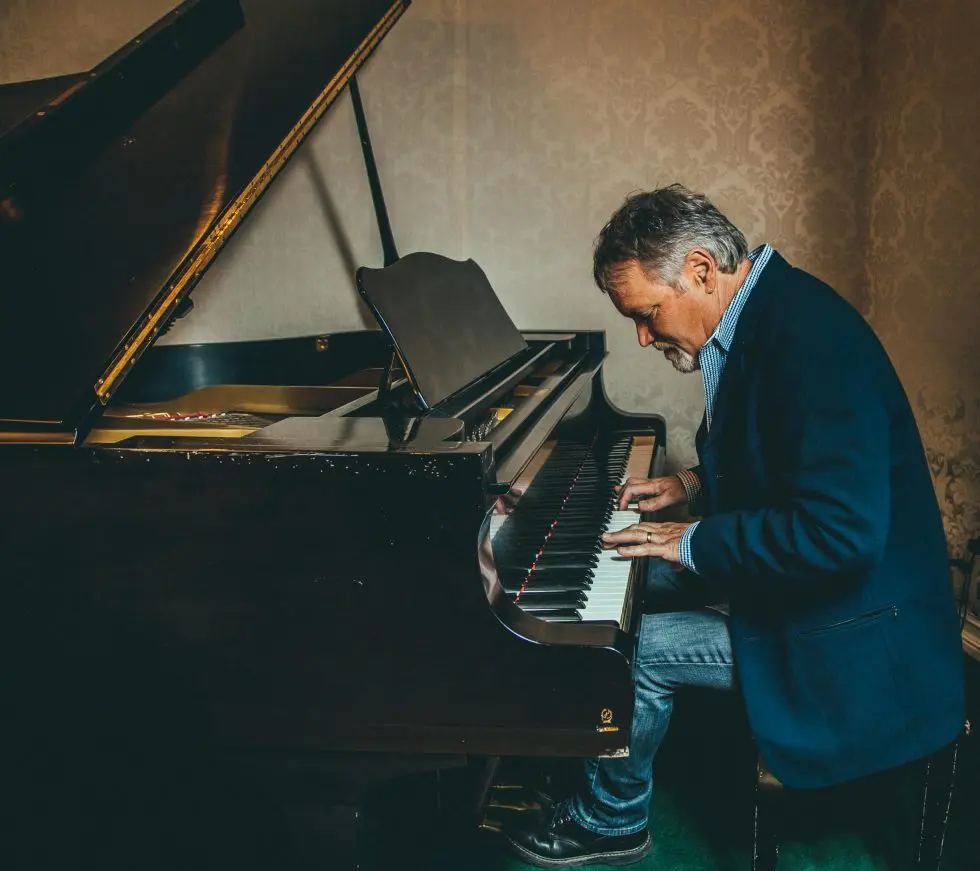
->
xmin=506 ymin=185 xmax=965 ymax=868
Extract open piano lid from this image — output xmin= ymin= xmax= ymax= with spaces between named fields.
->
xmin=0 ymin=0 xmax=410 ymax=433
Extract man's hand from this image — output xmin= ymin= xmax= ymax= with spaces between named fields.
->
xmin=616 ymin=475 xmax=688 ymax=512
xmin=601 ymin=521 xmax=693 ymax=564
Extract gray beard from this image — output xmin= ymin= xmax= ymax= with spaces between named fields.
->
xmin=663 ymin=346 xmax=700 ymax=373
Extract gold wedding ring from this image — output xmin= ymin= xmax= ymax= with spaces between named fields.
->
xmin=646 ymin=531 xmax=652 ymax=543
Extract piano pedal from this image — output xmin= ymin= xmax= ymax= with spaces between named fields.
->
xmin=477 ymin=816 xmax=504 ymax=835
xmin=475 ymin=775 xmax=556 ymax=840
xmin=486 ymin=795 xmax=545 ymax=813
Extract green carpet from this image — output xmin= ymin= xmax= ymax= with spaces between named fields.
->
xmin=372 ymin=657 xmax=979 ymax=871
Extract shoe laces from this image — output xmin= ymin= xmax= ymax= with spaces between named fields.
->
xmin=548 ymin=799 xmax=574 ymax=831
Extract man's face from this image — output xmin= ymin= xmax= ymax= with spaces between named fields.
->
xmin=608 ymin=261 xmax=706 ymax=373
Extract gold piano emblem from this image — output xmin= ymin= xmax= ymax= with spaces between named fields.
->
xmin=601 ymin=708 xmax=613 ymax=725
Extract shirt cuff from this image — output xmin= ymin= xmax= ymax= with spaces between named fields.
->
xmin=678 ymin=521 xmax=700 ymax=573
xmin=676 ymin=468 xmax=702 ymax=505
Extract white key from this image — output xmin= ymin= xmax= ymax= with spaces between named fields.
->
xmin=488 ymin=513 xmax=507 ymax=543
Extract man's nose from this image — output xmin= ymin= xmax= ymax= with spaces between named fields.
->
xmin=636 ymin=322 xmax=653 ymax=347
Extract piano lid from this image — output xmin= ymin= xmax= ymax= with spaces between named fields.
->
xmin=0 ymin=0 xmax=410 ymax=431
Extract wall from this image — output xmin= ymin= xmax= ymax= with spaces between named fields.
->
xmin=865 ymin=0 xmax=980 ymax=635
xmin=0 ymin=0 xmax=177 ymax=82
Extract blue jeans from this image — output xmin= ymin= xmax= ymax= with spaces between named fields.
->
xmin=569 ymin=558 xmax=735 ymax=836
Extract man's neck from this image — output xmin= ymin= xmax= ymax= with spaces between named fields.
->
xmin=700 ymin=257 xmax=753 ymax=341
xmin=719 ymin=257 xmax=753 ymax=311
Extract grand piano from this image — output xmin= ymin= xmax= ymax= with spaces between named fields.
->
xmin=0 ymin=1 xmax=666 ymax=867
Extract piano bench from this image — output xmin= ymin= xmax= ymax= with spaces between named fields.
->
xmin=751 ymin=721 xmax=971 ymax=871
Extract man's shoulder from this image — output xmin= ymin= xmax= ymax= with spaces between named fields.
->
xmin=758 ymin=260 xmax=878 ymax=350
xmin=744 ymin=257 xmax=904 ymax=401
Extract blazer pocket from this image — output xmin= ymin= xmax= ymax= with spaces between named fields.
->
xmin=797 ymin=605 xmax=898 ymax=638
xmin=792 ymin=606 xmax=903 ymax=741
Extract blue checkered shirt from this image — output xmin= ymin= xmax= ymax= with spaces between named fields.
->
xmin=677 ymin=244 xmax=774 ymax=573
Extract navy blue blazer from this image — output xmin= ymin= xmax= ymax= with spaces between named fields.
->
xmin=688 ymin=251 xmax=964 ymax=788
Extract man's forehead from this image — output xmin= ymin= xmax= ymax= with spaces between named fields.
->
xmin=610 ymin=262 xmax=664 ymax=308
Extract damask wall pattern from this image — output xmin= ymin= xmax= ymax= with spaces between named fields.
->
xmin=865 ymin=0 xmax=980 ymax=637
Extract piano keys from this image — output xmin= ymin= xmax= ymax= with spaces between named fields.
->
xmin=490 ymin=434 xmax=656 ymax=626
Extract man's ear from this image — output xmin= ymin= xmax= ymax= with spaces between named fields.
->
xmin=685 ymin=248 xmax=716 ymax=293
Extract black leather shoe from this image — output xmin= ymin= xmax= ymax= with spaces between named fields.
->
xmin=506 ymin=799 xmax=652 ymax=868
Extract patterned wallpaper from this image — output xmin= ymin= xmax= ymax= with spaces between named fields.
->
xmin=2 ymin=2 xmax=978 ymax=619
xmin=865 ymin=0 xmax=980 ymax=631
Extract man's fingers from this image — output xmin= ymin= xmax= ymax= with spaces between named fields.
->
xmin=616 ymin=543 xmax=671 ymax=559
xmin=599 ymin=520 xmax=688 ymax=563
xmin=618 ymin=482 xmax=663 ymax=510
xmin=622 ymin=477 xmax=648 ymax=489
xmin=616 ymin=545 xmax=647 ymax=557
xmin=601 ymin=524 xmax=674 ymax=548
xmin=601 ymin=531 xmax=636 ymax=546
xmin=620 ymin=480 xmax=660 ymax=499
xmin=637 ymin=497 xmax=667 ymax=512
xmin=601 ymin=524 xmax=647 ymax=546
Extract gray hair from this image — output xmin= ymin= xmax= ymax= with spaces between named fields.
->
xmin=593 ymin=184 xmax=748 ymax=292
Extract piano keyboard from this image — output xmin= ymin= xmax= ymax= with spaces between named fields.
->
xmin=488 ymin=433 xmax=655 ymax=626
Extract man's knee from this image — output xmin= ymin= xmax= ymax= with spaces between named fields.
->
xmin=634 ymin=610 xmax=734 ymax=691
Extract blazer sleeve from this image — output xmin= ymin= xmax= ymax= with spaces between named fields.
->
xmin=689 ymin=314 xmax=892 ymax=587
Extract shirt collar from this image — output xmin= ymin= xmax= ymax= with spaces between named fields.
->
xmin=704 ymin=243 xmax=773 ymax=355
